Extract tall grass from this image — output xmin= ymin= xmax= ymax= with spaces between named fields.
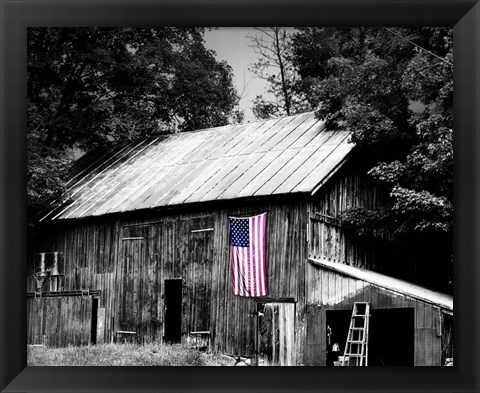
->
xmin=28 ymin=343 xmax=208 ymax=366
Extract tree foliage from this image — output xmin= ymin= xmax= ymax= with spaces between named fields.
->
xmin=289 ymin=27 xmax=453 ymax=236
xmin=28 ymin=27 xmax=239 ymax=217
xmin=253 ymin=27 xmax=453 ymax=289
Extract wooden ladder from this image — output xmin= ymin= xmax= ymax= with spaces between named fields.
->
xmin=341 ymin=302 xmax=370 ymax=366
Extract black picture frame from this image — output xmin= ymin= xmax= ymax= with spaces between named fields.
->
xmin=1 ymin=1 xmax=478 ymax=392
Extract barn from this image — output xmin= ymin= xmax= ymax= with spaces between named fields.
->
xmin=27 ymin=111 xmax=453 ymax=366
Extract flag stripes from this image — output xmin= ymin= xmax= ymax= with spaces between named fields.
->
xmin=230 ymin=212 xmax=268 ymax=297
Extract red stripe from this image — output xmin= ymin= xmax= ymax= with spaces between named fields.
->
xmin=248 ymin=217 xmax=257 ymax=296
xmin=251 ymin=216 xmax=258 ymax=296
xmin=238 ymin=247 xmax=244 ymax=296
xmin=245 ymin=246 xmax=250 ymax=296
xmin=264 ymin=213 xmax=268 ymax=295
xmin=260 ymin=213 xmax=267 ymax=295
xmin=231 ymin=246 xmax=237 ymax=295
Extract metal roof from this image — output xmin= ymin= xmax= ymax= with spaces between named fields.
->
xmin=309 ymin=258 xmax=453 ymax=312
xmin=42 ymin=112 xmax=354 ymax=221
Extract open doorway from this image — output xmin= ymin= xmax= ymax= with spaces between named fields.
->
xmin=326 ymin=307 xmax=414 ymax=366
xmin=164 ymin=279 xmax=182 ymax=343
xmin=90 ymin=297 xmax=99 ymax=344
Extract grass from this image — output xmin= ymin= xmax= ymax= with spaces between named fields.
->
xmin=27 ymin=343 xmax=234 ymax=366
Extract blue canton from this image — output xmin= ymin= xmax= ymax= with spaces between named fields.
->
xmin=230 ymin=218 xmax=250 ymax=247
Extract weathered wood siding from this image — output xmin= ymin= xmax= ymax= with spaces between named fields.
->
xmin=304 ymin=261 xmax=444 ymax=366
xmin=257 ymin=302 xmax=296 ymax=366
xmin=27 ymin=294 xmax=93 ymax=347
xmin=28 ymin=199 xmax=308 ymax=355
xmin=441 ymin=312 xmax=453 ymax=365
xmin=308 ymin=158 xmax=392 ymax=272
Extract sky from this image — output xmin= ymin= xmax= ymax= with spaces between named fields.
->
xmin=204 ymin=28 xmax=426 ymax=121
xmin=203 ymin=28 xmax=271 ymax=122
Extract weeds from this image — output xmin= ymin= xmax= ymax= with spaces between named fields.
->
xmin=27 ymin=343 xmax=210 ymax=366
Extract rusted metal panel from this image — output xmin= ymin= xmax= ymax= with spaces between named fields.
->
xmin=41 ymin=112 xmax=352 ymax=221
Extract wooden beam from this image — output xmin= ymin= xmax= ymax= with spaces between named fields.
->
xmin=254 ymin=297 xmax=296 ymax=304
xmin=26 ymin=290 xmax=101 ymax=298
xmin=310 ymin=211 xmax=344 ymax=228
xmin=190 ymin=228 xmax=214 ymax=233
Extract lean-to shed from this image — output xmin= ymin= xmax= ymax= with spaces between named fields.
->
xmin=27 ymin=111 xmax=453 ymax=366
xmin=305 ymin=258 xmax=453 ymax=366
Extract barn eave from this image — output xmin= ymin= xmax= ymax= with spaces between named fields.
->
xmin=40 ymin=191 xmax=314 ymax=224
xmin=308 ymin=258 xmax=453 ymax=312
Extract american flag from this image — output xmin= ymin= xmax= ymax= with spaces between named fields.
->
xmin=230 ymin=212 xmax=268 ymax=297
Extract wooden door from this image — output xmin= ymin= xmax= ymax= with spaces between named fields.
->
xmin=119 ymin=224 xmax=162 ymax=342
xmin=186 ymin=220 xmax=214 ymax=334
xmin=27 ymin=294 xmax=93 ymax=347
xmin=257 ymin=302 xmax=296 ymax=366
xmin=176 ymin=216 xmax=214 ymax=341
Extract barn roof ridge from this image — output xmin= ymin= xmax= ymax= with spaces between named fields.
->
xmin=41 ymin=111 xmax=355 ymax=221
xmin=172 ymin=111 xmax=312 ymax=134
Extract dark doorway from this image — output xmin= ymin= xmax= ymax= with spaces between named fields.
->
xmin=326 ymin=307 xmax=414 ymax=366
xmin=368 ymin=308 xmax=414 ymax=366
xmin=91 ymin=297 xmax=99 ymax=344
xmin=164 ymin=279 xmax=182 ymax=343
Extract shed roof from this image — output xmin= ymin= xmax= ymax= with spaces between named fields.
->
xmin=42 ymin=112 xmax=354 ymax=221
xmin=308 ymin=258 xmax=453 ymax=312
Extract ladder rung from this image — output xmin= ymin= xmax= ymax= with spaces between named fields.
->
xmin=348 ymin=340 xmax=365 ymax=343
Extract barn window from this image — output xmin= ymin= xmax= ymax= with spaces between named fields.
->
xmin=122 ymin=225 xmax=146 ymax=240
xmin=34 ymin=252 xmax=64 ymax=292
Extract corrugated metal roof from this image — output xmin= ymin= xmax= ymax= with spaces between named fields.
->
xmin=42 ymin=112 xmax=354 ymax=221
xmin=309 ymin=258 xmax=453 ymax=312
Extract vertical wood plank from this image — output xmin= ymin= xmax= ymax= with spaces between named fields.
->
xmin=415 ymin=301 xmax=426 ymax=366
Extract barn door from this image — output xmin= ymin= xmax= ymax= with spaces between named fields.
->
xmin=176 ymin=216 xmax=214 ymax=344
xmin=27 ymin=294 xmax=93 ymax=347
xmin=257 ymin=302 xmax=295 ymax=366
xmin=119 ymin=224 xmax=161 ymax=342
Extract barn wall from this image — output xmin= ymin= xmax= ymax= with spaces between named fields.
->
xmin=308 ymin=158 xmax=394 ymax=272
xmin=441 ymin=312 xmax=453 ymax=365
xmin=27 ymin=199 xmax=308 ymax=354
xmin=303 ymin=262 xmax=445 ymax=366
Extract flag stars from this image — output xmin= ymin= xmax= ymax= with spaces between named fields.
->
xmin=230 ymin=218 xmax=249 ymax=247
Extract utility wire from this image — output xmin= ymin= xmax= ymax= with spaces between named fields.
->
xmin=383 ymin=28 xmax=453 ymax=67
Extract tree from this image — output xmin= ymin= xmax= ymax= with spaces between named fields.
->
xmin=28 ymin=27 xmax=239 ymax=219
xmin=289 ymin=27 xmax=453 ymax=290
xmin=248 ymin=27 xmax=311 ymax=119
xmin=290 ymin=27 xmax=452 ymax=234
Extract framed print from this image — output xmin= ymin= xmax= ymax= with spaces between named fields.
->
xmin=1 ymin=0 xmax=479 ymax=392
